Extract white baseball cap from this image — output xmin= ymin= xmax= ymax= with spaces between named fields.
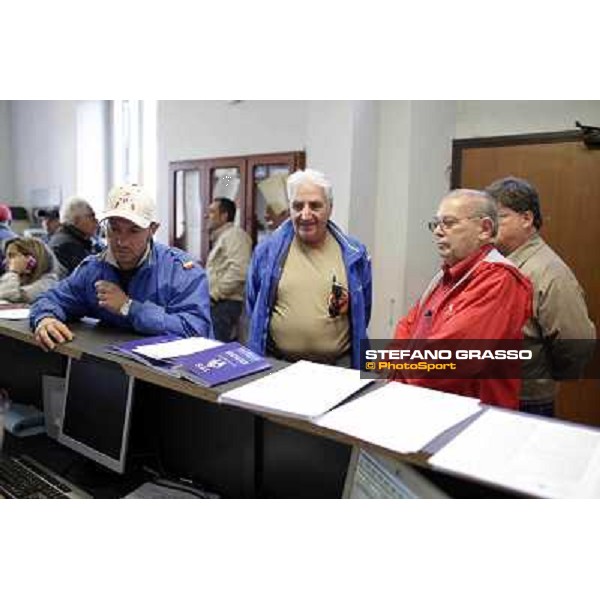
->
xmin=101 ymin=183 xmax=158 ymax=228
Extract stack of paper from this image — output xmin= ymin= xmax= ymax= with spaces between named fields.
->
xmin=218 ymin=360 xmax=372 ymax=420
xmin=133 ymin=336 xmax=222 ymax=360
xmin=107 ymin=335 xmax=221 ymax=370
xmin=315 ymin=381 xmax=482 ymax=454
xmin=429 ymin=408 xmax=600 ymax=498
xmin=0 ymin=303 xmax=30 ymax=320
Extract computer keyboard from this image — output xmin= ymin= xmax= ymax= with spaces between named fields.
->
xmin=0 ymin=455 xmax=81 ymax=499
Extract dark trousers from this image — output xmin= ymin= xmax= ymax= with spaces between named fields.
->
xmin=211 ymin=299 xmax=243 ymax=343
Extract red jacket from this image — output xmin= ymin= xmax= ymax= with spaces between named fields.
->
xmin=393 ymin=245 xmax=533 ymax=409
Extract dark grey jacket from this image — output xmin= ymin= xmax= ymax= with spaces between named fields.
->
xmin=49 ymin=224 xmax=93 ymax=276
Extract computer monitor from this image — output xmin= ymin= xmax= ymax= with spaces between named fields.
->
xmin=58 ymin=355 xmax=135 ymax=474
xmin=342 ymin=446 xmax=448 ymax=499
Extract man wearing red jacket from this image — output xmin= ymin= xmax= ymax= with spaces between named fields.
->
xmin=392 ymin=189 xmax=533 ymax=409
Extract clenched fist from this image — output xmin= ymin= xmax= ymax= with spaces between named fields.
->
xmin=95 ymin=280 xmax=129 ymax=314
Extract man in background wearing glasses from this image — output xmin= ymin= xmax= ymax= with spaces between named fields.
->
xmin=31 ymin=184 xmax=212 ymax=351
xmin=391 ymin=189 xmax=533 ymax=409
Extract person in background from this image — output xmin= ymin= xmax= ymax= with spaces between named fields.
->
xmin=0 ymin=237 xmax=58 ymax=303
xmin=206 ymin=197 xmax=252 ymax=342
xmin=0 ymin=204 xmax=18 ymax=275
xmin=49 ymin=196 xmax=99 ymax=276
xmin=392 ymin=189 xmax=533 ymax=409
xmin=246 ymin=168 xmax=372 ymax=369
xmin=486 ymin=176 xmax=596 ymax=416
xmin=30 ymin=183 xmax=212 ymax=351
xmin=37 ymin=207 xmax=61 ymax=242
xmin=258 ymin=172 xmax=290 ymax=233
xmin=265 ymin=204 xmax=289 ymax=232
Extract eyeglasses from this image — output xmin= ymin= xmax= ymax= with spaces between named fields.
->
xmin=427 ymin=215 xmax=485 ymax=232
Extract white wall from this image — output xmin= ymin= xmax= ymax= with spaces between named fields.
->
xmin=371 ymin=101 xmax=411 ymax=339
xmin=11 ymin=101 xmax=79 ymax=209
xmin=403 ymin=101 xmax=456 ymax=310
xmin=9 ymin=100 xmax=118 ymax=216
xmin=0 ymin=101 xmax=14 ymax=199
xmin=370 ymin=101 xmax=456 ymax=339
xmin=348 ymin=101 xmax=379 ymax=256
xmin=76 ymin=101 xmax=111 ymax=214
xmin=456 ymin=100 xmax=600 ymax=138
xmin=304 ymin=101 xmax=354 ymax=230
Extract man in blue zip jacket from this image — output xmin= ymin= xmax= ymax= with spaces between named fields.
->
xmin=246 ymin=169 xmax=371 ymax=369
xmin=31 ymin=183 xmax=212 ymax=351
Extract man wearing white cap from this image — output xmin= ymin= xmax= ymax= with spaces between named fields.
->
xmin=30 ymin=184 xmax=213 ymax=350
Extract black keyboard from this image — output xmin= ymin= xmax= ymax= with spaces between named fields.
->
xmin=0 ymin=456 xmax=72 ymax=499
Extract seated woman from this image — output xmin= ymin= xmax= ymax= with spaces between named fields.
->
xmin=0 ymin=237 xmax=59 ymax=303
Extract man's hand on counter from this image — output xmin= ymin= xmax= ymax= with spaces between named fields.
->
xmin=34 ymin=317 xmax=75 ymax=351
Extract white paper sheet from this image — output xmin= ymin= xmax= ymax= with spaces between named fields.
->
xmin=315 ymin=381 xmax=482 ymax=454
xmin=218 ymin=360 xmax=372 ymax=420
xmin=429 ymin=408 xmax=600 ymax=498
xmin=0 ymin=308 xmax=30 ymax=320
xmin=133 ymin=336 xmax=222 ymax=359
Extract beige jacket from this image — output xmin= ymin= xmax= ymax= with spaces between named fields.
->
xmin=207 ymin=223 xmax=252 ymax=302
xmin=509 ymin=234 xmax=596 ymax=402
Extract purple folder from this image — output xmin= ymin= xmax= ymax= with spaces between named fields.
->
xmin=174 ymin=342 xmax=271 ymax=387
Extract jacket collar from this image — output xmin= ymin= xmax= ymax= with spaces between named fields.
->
xmin=507 ymin=233 xmax=544 ymax=268
xmin=102 ymin=240 xmax=154 ymax=270
xmin=442 ymin=244 xmax=494 ymax=285
xmin=210 ymin=221 xmax=233 ymax=244
xmin=61 ymin=223 xmax=90 ymax=243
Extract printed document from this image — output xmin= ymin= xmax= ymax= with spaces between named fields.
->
xmin=316 ymin=381 xmax=481 ymax=454
xmin=218 ymin=360 xmax=372 ymax=420
xmin=429 ymin=408 xmax=600 ymax=498
xmin=0 ymin=308 xmax=30 ymax=320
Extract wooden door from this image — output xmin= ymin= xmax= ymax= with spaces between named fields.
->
xmin=452 ymin=131 xmax=600 ymax=426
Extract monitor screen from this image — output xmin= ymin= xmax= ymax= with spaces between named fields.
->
xmin=59 ymin=355 xmax=134 ymax=474
xmin=342 ymin=446 xmax=448 ymax=499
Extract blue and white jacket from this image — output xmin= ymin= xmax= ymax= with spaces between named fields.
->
xmin=30 ymin=242 xmax=213 ymax=338
xmin=245 ymin=220 xmax=372 ymax=369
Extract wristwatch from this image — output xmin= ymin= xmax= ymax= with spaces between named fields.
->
xmin=119 ymin=298 xmax=133 ymax=317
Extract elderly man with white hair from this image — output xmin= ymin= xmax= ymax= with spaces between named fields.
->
xmin=31 ymin=183 xmax=212 ymax=351
xmin=246 ymin=168 xmax=372 ymax=369
xmin=49 ymin=196 xmax=99 ymax=275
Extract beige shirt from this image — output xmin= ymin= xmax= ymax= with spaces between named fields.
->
xmin=269 ymin=232 xmax=350 ymax=362
xmin=509 ymin=234 xmax=596 ymax=402
xmin=207 ymin=223 xmax=252 ymax=302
